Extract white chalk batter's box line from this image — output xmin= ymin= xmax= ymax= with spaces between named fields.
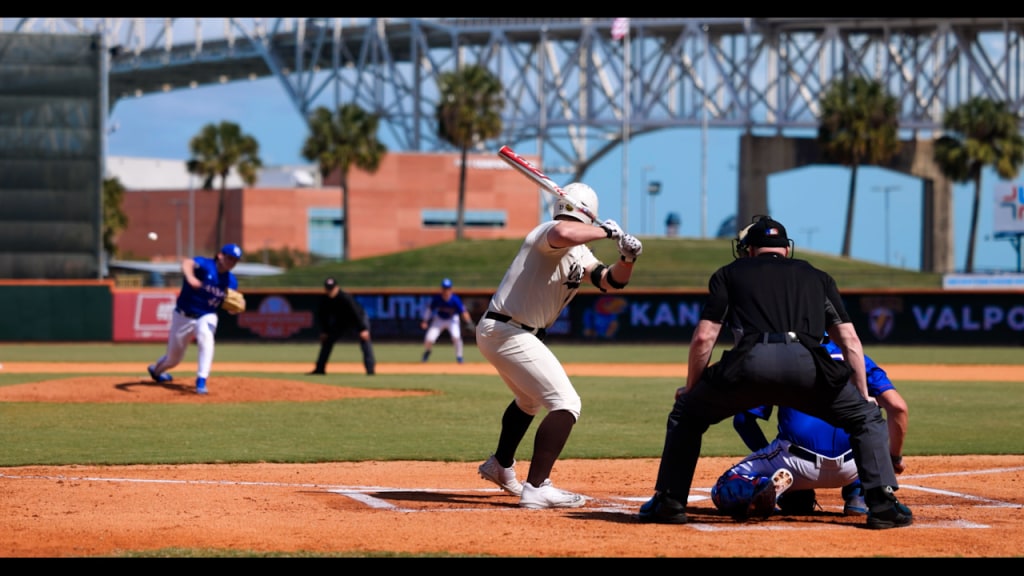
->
xmin=2 ymin=467 xmax=1020 ymax=529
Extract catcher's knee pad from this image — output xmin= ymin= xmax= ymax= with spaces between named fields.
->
xmin=711 ymin=473 xmax=776 ymax=520
xmin=777 ymin=489 xmax=818 ymax=515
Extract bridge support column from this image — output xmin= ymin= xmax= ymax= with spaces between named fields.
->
xmin=737 ymin=133 xmax=953 ymax=273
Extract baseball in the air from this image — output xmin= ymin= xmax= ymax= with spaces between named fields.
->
xmin=147 ymin=232 xmax=158 ymax=241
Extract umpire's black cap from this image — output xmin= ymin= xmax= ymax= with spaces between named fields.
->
xmin=743 ymin=216 xmax=790 ymax=248
xmin=324 ymin=277 xmax=338 ymax=289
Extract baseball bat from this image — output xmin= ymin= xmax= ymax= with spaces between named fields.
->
xmin=496 ymin=145 xmax=604 ymax=226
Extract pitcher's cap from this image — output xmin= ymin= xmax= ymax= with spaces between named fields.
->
xmin=441 ymin=278 xmax=453 ymax=289
xmin=221 ymin=243 xmax=243 ymax=259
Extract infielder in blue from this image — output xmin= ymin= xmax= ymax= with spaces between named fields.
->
xmin=711 ymin=336 xmax=909 ymax=518
xmin=147 ymin=243 xmax=242 ymax=395
xmin=421 ymin=277 xmax=475 ymax=364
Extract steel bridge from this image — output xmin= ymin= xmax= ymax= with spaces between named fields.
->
xmin=6 ymin=16 xmax=1024 ymax=178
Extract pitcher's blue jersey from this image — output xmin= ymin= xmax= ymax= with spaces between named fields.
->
xmin=176 ymin=256 xmax=238 ymax=316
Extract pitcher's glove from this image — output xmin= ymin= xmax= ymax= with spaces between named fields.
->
xmin=221 ymin=288 xmax=246 ymax=314
xmin=618 ymin=234 xmax=643 ymax=262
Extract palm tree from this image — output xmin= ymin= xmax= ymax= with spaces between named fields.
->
xmin=817 ymin=76 xmax=902 ymax=258
xmin=933 ymin=97 xmax=1024 ymax=273
xmin=102 ymin=176 xmax=129 ymax=258
xmin=187 ymin=121 xmax=262 ymax=250
xmin=301 ymin=104 xmax=387 ymax=262
xmin=436 ymin=64 xmax=505 ymax=240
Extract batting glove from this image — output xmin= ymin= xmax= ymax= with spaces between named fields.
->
xmin=600 ymin=219 xmax=624 ymax=239
xmin=618 ymin=234 xmax=643 ymax=262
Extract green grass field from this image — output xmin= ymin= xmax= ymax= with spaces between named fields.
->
xmin=1 ymin=342 xmax=1020 ymax=468
xmin=240 ymin=237 xmax=945 ymax=289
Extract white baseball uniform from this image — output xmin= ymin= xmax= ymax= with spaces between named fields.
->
xmin=157 ymin=310 xmax=220 ymax=379
xmin=475 ymin=220 xmax=600 ymax=419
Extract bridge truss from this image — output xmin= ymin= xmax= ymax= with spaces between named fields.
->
xmin=5 ymin=17 xmax=1024 ymax=178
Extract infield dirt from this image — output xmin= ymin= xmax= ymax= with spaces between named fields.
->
xmin=0 ymin=362 xmax=1022 ymax=558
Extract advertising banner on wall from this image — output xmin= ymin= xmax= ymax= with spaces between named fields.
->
xmin=114 ymin=289 xmax=1024 ymax=346
xmin=112 ymin=289 xmax=178 ymax=342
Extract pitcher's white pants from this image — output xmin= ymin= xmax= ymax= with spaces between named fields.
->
xmin=153 ymin=309 xmax=219 ymax=379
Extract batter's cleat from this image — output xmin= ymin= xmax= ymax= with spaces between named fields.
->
xmin=421 ymin=350 xmax=431 ymax=363
xmin=519 ymin=479 xmax=586 ymax=509
xmin=478 ymin=454 xmax=523 ymax=496
xmin=637 ymin=491 xmax=687 ymax=524
xmin=771 ymin=468 xmax=794 ymax=497
xmin=865 ymin=486 xmax=913 ymax=529
xmin=195 ymin=377 xmax=207 ymax=395
xmin=457 ymin=356 xmax=464 ymax=364
xmin=147 ymin=365 xmax=173 ymax=383
xmin=843 ymin=484 xmax=868 ymax=516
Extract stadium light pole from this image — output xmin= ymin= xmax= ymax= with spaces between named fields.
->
xmin=874 ymin=185 xmax=901 ymax=266
xmin=641 ymin=165 xmax=654 ymax=235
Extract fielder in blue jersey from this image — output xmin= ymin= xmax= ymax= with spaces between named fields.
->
xmin=711 ymin=335 xmax=909 ymax=518
xmin=420 ymin=278 xmax=475 ymax=364
xmin=147 ymin=243 xmax=242 ymax=395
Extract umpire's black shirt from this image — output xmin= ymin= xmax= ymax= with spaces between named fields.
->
xmin=317 ymin=290 xmax=370 ymax=335
xmin=702 ymin=252 xmax=850 ymax=347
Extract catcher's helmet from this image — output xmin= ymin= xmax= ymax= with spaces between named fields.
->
xmin=553 ymin=182 xmax=599 ymax=225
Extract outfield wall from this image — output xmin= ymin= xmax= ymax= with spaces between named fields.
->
xmin=2 ymin=283 xmax=1022 ymax=345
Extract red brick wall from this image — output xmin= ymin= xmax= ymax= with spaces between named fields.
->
xmin=118 ymin=151 xmax=542 ymax=262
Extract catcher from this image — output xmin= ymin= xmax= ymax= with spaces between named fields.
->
xmin=146 ymin=243 xmax=244 ymax=395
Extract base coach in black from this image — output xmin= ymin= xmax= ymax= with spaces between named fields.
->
xmin=638 ymin=215 xmax=912 ymax=529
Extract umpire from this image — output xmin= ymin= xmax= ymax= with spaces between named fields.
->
xmin=308 ymin=277 xmax=376 ymax=376
xmin=638 ymin=215 xmax=912 ymax=529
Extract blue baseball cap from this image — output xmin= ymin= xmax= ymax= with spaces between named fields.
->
xmin=221 ymin=243 xmax=243 ymax=259
xmin=441 ymin=278 xmax=453 ymax=288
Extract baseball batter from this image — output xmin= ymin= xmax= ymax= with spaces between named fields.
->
xmin=147 ymin=243 xmax=242 ymax=395
xmin=712 ymin=337 xmax=909 ymax=517
xmin=476 ymin=182 xmax=643 ymax=509
xmin=420 ymin=278 xmax=474 ymax=364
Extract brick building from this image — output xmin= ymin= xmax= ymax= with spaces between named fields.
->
xmin=111 ymin=151 xmax=545 ymax=263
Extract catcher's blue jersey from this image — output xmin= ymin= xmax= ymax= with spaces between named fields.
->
xmin=739 ymin=340 xmax=895 ymax=457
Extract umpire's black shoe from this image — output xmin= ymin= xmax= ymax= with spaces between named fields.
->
xmin=865 ymin=486 xmax=913 ymax=529
xmin=638 ymin=491 xmax=687 ymax=524
xmin=307 ymin=369 xmax=326 ymax=375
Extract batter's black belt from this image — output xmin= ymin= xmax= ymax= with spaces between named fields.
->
xmin=484 ymin=311 xmax=546 ymax=340
xmin=760 ymin=331 xmax=798 ymax=344
xmin=175 ymin=308 xmax=201 ymax=319
xmin=789 ymin=444 xmax=854 ymax=463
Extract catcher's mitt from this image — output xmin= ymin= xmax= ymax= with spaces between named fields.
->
xmin=221 ymin=288 xmax=246 ymax=314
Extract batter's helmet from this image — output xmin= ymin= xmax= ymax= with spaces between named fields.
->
xmin=553 ymin=182 xmax=599 ymax=225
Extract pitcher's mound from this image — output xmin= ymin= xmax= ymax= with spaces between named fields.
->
xmin=0 ymin=376 xmax=436 ymax=404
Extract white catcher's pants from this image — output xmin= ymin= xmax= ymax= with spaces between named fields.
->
xmin=152 ymin=309 xmax=220 ymax=379
xmin=728 ymin=438 xmax=859 ymax=492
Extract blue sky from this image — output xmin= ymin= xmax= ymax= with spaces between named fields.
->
xmin=107 ymin=76 xmax=1023 ymax=274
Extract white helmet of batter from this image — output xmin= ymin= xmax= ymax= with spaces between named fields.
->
xmin=552 ymin=182 xmax=599 ymax=225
